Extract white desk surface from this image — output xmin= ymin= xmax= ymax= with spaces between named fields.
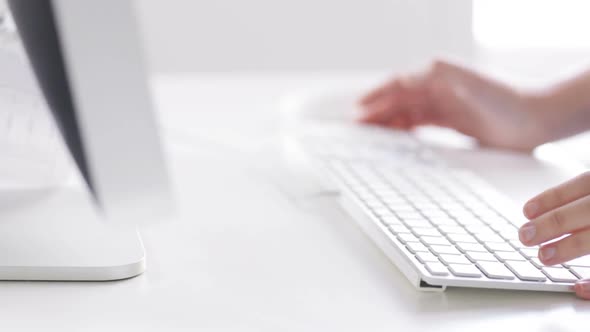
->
xmin=3 ymin=73 xmax=589 ymax=331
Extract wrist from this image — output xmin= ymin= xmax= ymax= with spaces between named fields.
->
xmin=528 ymin=84 xmax=590 ymax=141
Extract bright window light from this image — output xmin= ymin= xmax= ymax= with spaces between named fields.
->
xmin=473 ymin=0 xmax=590 ymax=50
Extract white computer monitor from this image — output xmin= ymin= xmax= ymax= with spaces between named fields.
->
xmin=3 ymin=0 xmax=173 ymax=281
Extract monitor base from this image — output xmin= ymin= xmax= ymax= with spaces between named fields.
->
xmin=0 ymin=187 xmax=145 ymax=281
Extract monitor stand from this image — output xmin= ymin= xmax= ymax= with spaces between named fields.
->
xmin=0 ymin=48 xmax=145 ymax=281
xmin=0 ymin=186 xmax=145 ymax=280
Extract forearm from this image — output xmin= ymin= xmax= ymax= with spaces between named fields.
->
xmin=538 ymin=69 xmax=590 ymax=139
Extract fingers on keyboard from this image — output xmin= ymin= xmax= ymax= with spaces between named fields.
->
xmin=332 ymin=161 xmax=590 ymax=286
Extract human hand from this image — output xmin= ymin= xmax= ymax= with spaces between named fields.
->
xmin=520 ymin=172 xmax=590 ymax=299
xmin=358 ymin=60 xmax=552 ymax=151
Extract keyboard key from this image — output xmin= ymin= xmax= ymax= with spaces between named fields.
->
xmin=485 ymin=216 xmax=512 ymax=225
xmin=425 ymin=262 xmax=449 ymax=276
xmin=380 ymin=216 xmax=403 ymax=225
xmin=506 ymin=261 xmax=547 ymax=281
xmin=397 ymin=211 xmax=424 ymax=220
xmin=474 ymin=233 xmax=505 ymax=243
xmin=355 ymin=192 xmax=376 ymax=201
xmin=455 ymin=217 xmax=486 ymax=227
xmin=456 ymin=242 xmax=488 ymax=253
xmin=448 ymin=264 xmax=482 ymax=278
xmin=387 ymin=203 xmax=416 ymax=212
xmin=542 ymin=267 xmax=578 ymax=282
xmin=494 ymin=251 xmax=526 ymax=262
xmin=509 ymin=239 xmax=527 ymax=249
xmin=519 ymin=247 xmax=540 ymax=258
xmin=430 ymin=245 xmax=462 ymax=256
xmin=406 ymin=242 xmax=429 ymax=253
xmin=413 ymin=202 xmax=440 ymax=210
xmin=468 ymin=227 xmax=497 ymax=236
xmin=473 ymin=208 xmax=500 ymax=218
xmin=365 ymin=200 xmax=385 ymax=209
xmin=447 ymin=208 xmax=473 ymax=217
xmin=412 ymin=228 xmax=441 ymax=237
xmin=370 ymin=184 xmax=392 ymax=191
xmin=529 ymin=258 xmax=562 ymax=269
xmin=404 ymin=197 xmax=431 ymax=206
xmin=509 ymin=217 xmax=529 ymax=227
xmin=382 ymin=198 xmax=408 ymax=206
xmin=489 ymin=222 xmax=519 ymax=233
xmin=447 ymin=233 xmax=478 ymax=244
xmin=432 ymin=195 xmax=455 ymax=204
xmin=570 ymin=267 xmax=590 ymax=279
xmin=429 ymin=217 xmax=459 ymax=226
xmin=389 ymin=224 xmax=411 ymax=234
xmin=441 ymin=203 xmax=468 ymax=212
xmin=422 ymin=210 xmax=449 ymax=218
xmin=498 ymin=229 xmax=520 ymax=241
xmin=466 ymin=201 xmax=489 ymax=210
xmin=439 ymin=254 xmax=472 ymax=265
xmin=466 ymin=251 xmax=498 ymax=262
xmin=438 ymin=225 xmax=469 ymax=235
xmin=379 ymin=191 xmax=406 ymax=196
xmin=373 ymin=208 xmax=395 ymax=217
xmin=374 ymin=190 xmax=399 ymax=198
xmin=403 ymin=218 xmax=432 ymax=228
xmin=415 ymin=252 xmax=439 ymax=263
xmin=396 ymin=233 xmax=420 ymax=244
xmin=421 ymin=236 xmax=453 ymax=247
xmin=485 ymin=242 xmax=515 ymax=252
xmin=477 ymin=262 xmax=515 ymax=280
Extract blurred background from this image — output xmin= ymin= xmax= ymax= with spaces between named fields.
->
xmin=136 ymin=0 xmax=472 ymax=72
xmin=2 ymin=0 xmax=590 ymax=78
xmin=133 ymin=0 xmax=590 ymax=78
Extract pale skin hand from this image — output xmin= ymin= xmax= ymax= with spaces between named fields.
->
xmin=521 ymin=174 xmax=590 ymax=299
xmin=359 ymin=60 xmax=590 ymax=151
xmin=359 ymin=59 xmax=590 ymax=299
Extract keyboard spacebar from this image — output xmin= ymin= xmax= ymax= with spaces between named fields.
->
xmin=505 ymin=261 xmax=547 ymax=281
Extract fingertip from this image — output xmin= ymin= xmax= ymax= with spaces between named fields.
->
xmin=360 ymin=80 xmax=399 ymax=106
xmin=518 ymin=222 xmax=536 ymax=246
xmin=523 ymin=200 xmax=540 ymax=219
xmin=356 ymin=113 xmax=378 ymax=124
xmin=357 ymin=108 xmax=392 ymax=126
xmin=355 ymin=115 xmax=369 ymax=123
xmin=359 ymin=95 xmax=374 ymax=106
xmin=575 ymin=280 xmax=590 ymax=300
xmin=538 ymin=246 xmax=557 ymax=264
xmin=359 ymin=90 xmax=384 ymax=105
xmin=355 ymin=103 xmax=383 ymax=123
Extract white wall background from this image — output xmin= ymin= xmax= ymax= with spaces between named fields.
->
xmin=135 ymin=0 xmax=473 ymax=73
xmin=4 ymin=0 xmax=590 ymax=75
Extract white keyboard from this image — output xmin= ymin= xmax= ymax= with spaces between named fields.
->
xmin=316 ymin=157 xmax=590 ymax=292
